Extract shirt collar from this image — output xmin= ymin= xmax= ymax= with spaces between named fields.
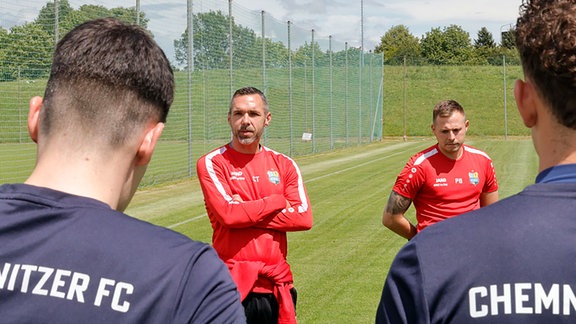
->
xmin=535 ymin=164 xmax=576 ymax=183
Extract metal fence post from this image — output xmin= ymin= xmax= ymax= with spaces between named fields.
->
xmin=288 ymin=21 xmax=293 ymax=156
xmin=262 ymin=10 xmax=268 ymax=146
xmin=345 ymin=42 xmax=349 ymax=146
xmin=187 ymin=0 xmax=194 ymax=177
xmin=311 ymin=29 xmax=316 ymax=153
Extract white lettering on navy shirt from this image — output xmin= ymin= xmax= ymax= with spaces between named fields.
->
xmin=0 ymin=262 xmax=134 ymax=313
xmin=469 ymin=283 xmax=576 ymax=318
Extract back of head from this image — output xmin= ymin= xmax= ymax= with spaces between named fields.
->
xmin=432 ymin=99 xmax=465 ymax=122
xmin=42 ymin=18 xmax=174 ymax=147
xmin=516 ymin=0 xmax=576 ymax=129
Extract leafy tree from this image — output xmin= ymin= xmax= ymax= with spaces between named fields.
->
xmin=258 ymin=37 xmax=289 ymax=68
xmin=331 ymin=45 xmax=360 ymax=67
xmin=0 ymin=1 xmax=149 ymax=80
xmin=35 ymin=0 xmax=74 ymax=36
xmin=4 ymin=22 xmax=53 ymax=79
xmin=475 ymin=27 xmax=495 ymax=48
xmin=35 ymin=1 xmax=147 ymax=43
xmin=374 ymin=25 xmax=421 ymax=65
xmin=58 ymin=5 xmax=147 ymax=37
xmin=174 ymin=11 xmax=258 ymax=70
xmin=501 ymin=29 xmax=516 ymax=49
xmin=472 ymin=27 xmax=498 ymax=65
xmin=109 ymin=6 xmax=147 ymax=26
xmin=293 ymin=41 xmax=327 ymax=67
xmin=0 ymin=27 xmax=9 ymax=79
xmin=421 ymin=25 xmax=473 ymax=64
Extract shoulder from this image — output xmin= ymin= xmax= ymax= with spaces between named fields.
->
xmin=408 ymin=145 xmax=441 ymax=167
xmin=463 ymin=145 xmax=492 ymax=160
xmin=262 ymin=145 xmax=289 ymax=158
xmin=199 ymin=145 xmax=228 ymax=161
xmin=261 ymin=146 xmax=298 ymax=165
xmin=197 ymin=146 xmax=230 ymax=172
xmin=106 ymin=211 xmax=227 ymax=272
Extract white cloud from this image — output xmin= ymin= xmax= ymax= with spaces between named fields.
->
xmin=234 ymin=0 xmax=520 ymax=48
xmin=1 ymin=0 xmax=521 ymax=57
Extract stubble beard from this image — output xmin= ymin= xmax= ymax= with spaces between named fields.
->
xmin=238 ymin=136 xmax=257 ymax=145
xmin=236 ymin=130 xmax=259 ymax=145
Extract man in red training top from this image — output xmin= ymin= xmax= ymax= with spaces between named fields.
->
xmin=382 ymin=100 xmax=499 ymax=240
xmin=197 ymin=86 xmax=313 ymax=324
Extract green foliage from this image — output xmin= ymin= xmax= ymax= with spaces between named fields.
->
xmin=421 ymin=25 xmax=473 ymax=64
xmin=475 ymin=27 xmax=496 ymax=48
xmin=1 ymin=1 xmax=149 ymax=81
xmin=293 ymin=41 xmax=327 ymax=67
xmin=372 ymin=24 xmax=519 ymax=66
xmin=35 ymin=0 xmax=74 ymax=35
xmin=174 ymin=11 xmax=258 ymax=69
xmin=374 ymin=25 xmax=421 ymax=65
xmin=3 ymin=23 xmax=53 ymax=80
xmin=35 ymin=1 xmax=146 ymax=40
xmin=501 ymin=29 xmax=516 ymax=49
xmin=259 ymin=37 xmax=289 ymax=68
xmin=0 ymin=27 xmax=9 ymax=78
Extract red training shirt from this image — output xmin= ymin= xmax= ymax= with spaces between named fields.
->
xmin=196 ymin=144 xmax=313 ymax=295
xmin=393 ymin=144 xmax=498 ymax=232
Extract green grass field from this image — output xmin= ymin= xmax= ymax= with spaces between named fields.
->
xmin=0 ymin=64 xmax=526 ymax=186
xmin=1 ymin=62 xmax=534 ymax=321
xmin=126 ymin=136 xmax=538 ymax=323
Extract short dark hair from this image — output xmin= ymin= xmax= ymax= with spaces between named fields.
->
xmin=516 ymin=0 xmax=576 ymax=129
xmin=432 ymin=100 xmax=465 ymax=123
xmin=41 ymin=18 xmax=174 ymax=146
xmin=229 ymin=87 xmax=269 ymax=113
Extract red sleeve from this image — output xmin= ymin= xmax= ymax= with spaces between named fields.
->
xmin=392 ymin=155 xmax=426 ymax=200
xmin=196 ymin=152 xmax=287 ymax=228
xmin=483 ymin=159 xmax=499 ymax=193
xmin=255 ymin=156 xmax=313 ymax=232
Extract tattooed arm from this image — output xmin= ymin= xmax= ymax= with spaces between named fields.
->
xmin=382 ymin=191 xmax=418 ymax=240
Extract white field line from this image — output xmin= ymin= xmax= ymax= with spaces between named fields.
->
xmin=168 ymin=213 xmax=206 ymax=229
xmin=167 ymin=142 xmax=426 ymax=229
xmin=305 ymin=150 xmax=406 ymax=183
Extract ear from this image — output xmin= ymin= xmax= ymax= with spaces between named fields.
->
xmin=514 ymin=78 xmax=537 ymax=128
xmin=135 ymin=122 xmax=164 ymax=166
xmin=27 ymin=96 xmax=43 ymax=143
xmin=464 ymin=119 xmax=470 ymax=129
xmin=264 ymin=112 xmax=272 ymax=127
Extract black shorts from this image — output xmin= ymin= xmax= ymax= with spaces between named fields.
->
xmin=242 ymin=287 xmax=297 ymax=324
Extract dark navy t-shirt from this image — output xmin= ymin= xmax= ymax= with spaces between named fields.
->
xmin=377 ymin=170 xmax=576 ymax=323
xmin=0 ymin=183 xmax=245 ymax=323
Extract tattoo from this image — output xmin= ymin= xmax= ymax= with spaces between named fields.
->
xmin=386 ymin=191 xmax=412 ymax=215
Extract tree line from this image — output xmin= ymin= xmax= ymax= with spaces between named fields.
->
xmin=375 ymin=25 xmax=518 ymax=65
xmin=0 ymin=1 xmax=144 ymax=81
xmin=0 ymin=1 xmax=518 ymax=81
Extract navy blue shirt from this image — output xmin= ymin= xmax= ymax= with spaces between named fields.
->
xmin=377 ymin=164 xmax=576 ymax=323
xmin=0 ymin=184 xmax=245 ymax=323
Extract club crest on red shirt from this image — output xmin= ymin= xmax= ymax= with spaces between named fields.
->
xmin=268 ymin=170 xmax=280 ymax=184
xmin=469 ymin=171 xmax=479 ymax=185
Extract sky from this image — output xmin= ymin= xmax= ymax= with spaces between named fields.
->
xmin=0 ymin=0 xmax=520 ymax=62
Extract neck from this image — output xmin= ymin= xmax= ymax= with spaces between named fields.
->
xmin=533 ymin=113 xmax=576 ymax=172
xmin=229 ymin=140 xmax=261 ymax=154
xmin=438 ymin=145 xmax=463 ymax=160
xmin=25 ymin=144 xmax=135 ymax=210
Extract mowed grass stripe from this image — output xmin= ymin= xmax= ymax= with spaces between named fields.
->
xmin=289 ymin=140 xmax=428 ymax=322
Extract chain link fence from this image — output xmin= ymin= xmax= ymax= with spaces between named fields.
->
xmin=0 ymin=0 xmax=383 ymax=186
